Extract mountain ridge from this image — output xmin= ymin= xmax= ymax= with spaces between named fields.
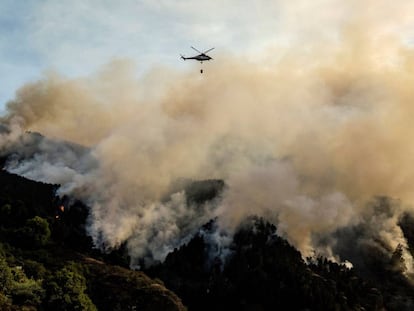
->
xmin=1 ymin=132 xmax=414 ymax=310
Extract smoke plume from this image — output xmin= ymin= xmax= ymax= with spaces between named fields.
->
xmin=2 ymin=0 xmax=414 ymax=268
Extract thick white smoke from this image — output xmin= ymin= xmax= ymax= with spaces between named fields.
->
xmin=2 ymin=0 xmax=414 ymax=268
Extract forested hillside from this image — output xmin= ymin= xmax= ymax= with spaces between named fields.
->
xmin=147 ymin=217 xmax=385 ymax=310
xmin=1 ymin=167 xmax=414 ymax=310
xmin=0 ymin=169 xmax=186 ymax=311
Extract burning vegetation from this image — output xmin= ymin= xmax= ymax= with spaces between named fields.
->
xmin=2 ymin=1 xmax=414 ymax=308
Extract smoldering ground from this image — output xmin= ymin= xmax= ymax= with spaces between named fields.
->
xmin=2 ymin=0 xmax=414 ymax=269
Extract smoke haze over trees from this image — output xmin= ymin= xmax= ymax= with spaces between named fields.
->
xmin=1 ymin=168 xmax=414 ymax=309
xmin=3 ymin=13 xmax=414 ymax=265
xmin=2 ymin=0 xmax=414 ymax=309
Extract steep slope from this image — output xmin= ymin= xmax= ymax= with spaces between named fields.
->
xmin=147 ymin=217 xmax=385 ymax=311
xmin=1 ymin=132 xmax=414 ymax=310
xmin=83 ymin=257 xmax=185 ymax=311
xmin=0 ymin=169 xmax=186 ymax=311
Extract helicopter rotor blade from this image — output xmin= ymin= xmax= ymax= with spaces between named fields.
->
xmin=203 ymin=47 xmax=215 ymax=54
xmin=191 ymin=46 xmax=202 ymax=54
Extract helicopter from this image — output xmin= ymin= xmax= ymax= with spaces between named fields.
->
xmin=181 ymin=46 xmax=214 ymax=73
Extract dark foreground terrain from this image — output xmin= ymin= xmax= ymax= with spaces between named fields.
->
xmin=1 ymin=167 xmax=414 ymax=310
xmin=0 ymin=170 xmax=185 ymax=311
